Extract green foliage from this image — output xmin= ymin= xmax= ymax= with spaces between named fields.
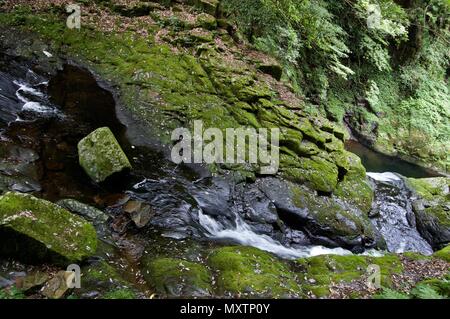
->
xmin=374 ymin=288 xmax=411 ymax=299
xmin=411 ymin=284 xmax=446 ymax=299
xmin=374 ymin=282 xmax=449 ymax=299
xmin=0 ymin=286 xmax=25 ymax=299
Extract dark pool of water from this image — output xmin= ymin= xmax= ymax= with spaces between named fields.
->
xmin=345 ymin=140 xmax=442 ymax=178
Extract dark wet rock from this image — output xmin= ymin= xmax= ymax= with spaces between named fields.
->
xmin=123 ymin=199 xmax=155 ymax=228
xmin=0 ymin=144 xmax=41 ymax=194
xmin=281 ymin=229 xmax=311 ymax=247
xmin=112 ymin=2 xmax=162 ymax=17
xmin=0 ymin=192 xmax=97 ymax=264
xmin=73 ymin=260 xmax=139 ymax=299
xmin=368 ymin=174 xmax=433 ymax=255
xmin=235 ymin=183 xmax=279 ymax=225
xmin=78 ymin=127 xmax=132 ymax=183
xmin=56 ymin=199 xmax=109 ymax=224
xmin=0 ymin=276 xmax=13 ymax=289
xmin=257 ymin=177 xmax=382 ymax=252
xmin=257 ymin=61 xmax=283 ymax=81
xmin=406 ymin=177 xmax=450 ymax=249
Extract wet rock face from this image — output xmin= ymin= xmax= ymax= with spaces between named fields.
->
xmin=78 ymin=127 xmax=132 ymax=183
xmin=257 ymin=177 xmax=383 ymax=252
xmin=368 ymin=174 xmax=434 ymax=255
xmin=0 ymin=192 xmax=97 ymax=264
xmin=0 ymin=144 xmax=41 ymax=194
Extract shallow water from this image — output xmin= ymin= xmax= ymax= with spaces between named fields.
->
xmin=345 ymin=140 xmax=442 ymax=178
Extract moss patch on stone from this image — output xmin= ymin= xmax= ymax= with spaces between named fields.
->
xmin=289 ymin=183 xmax=378 ymax=245
xmin=142 ymin=257 xmax=212 ymax=297
xmin=0 ymin=192 xmax=97 ymax=264
xmin=207 ymin=246 xmax=302 ymax=298
xmin=407 ymin=177 xmax=450 ymax=201
xmin=433 ymin=245 xmax=450 ymax=262
xmin=78 ymin=127 xmax=131 ymax=183
xmin=295 ymin=254 xmax=403 ymax=297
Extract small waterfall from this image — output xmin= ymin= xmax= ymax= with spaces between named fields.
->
xmin=198 ymin=209 xmax=356 ymax=259
xmin=13 ymin=79 xmax=61 ymax=117
xmin=368 ymin=172 xmax=433 ymax=255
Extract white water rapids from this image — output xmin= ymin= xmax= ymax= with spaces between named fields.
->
xmin=199 ymin=210 xmax=383 ymax=259
xmin=197 ymin=170 xmax=431 ymax=259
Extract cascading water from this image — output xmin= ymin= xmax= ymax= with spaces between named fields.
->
xmin=367 ymin=172 xmax=433 ymax=255
xmin=198 ymin=209 xmax=353 ymax=259
xmin=0 ymin=57 xmax=438 ymax=262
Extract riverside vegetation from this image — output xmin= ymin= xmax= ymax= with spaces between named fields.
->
xmin=0 ymin=0 xmax=448 ymax=299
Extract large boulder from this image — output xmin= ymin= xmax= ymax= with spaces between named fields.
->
xmin=258 ymin=178 xmax=383 ymax=252
xmin=78 ymin=127 xmax=131 ymax=183
xmin=0 ymin=192 xmax=97 ymax=264
xmin=207 ymin=246 xmax=302 ymax=298
xmin=141 ymin=257 xmax=213 ymax=297
xmin=407 ymin=177 xmax=450 ymax=249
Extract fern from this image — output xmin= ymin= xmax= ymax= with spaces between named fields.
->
xmin=374 ymin=288 xmax=411 ymax=299
xmin=411 ymin=284 xmax=446 ymax=299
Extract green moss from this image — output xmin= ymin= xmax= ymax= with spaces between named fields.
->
xmin=103 ymin=288 xmax=137 ymax=299
xmin=75 ymin=260 xmax=141 ymax=299
xmin=207 ymin=246 xmax=302 ymax=297
xmin=407 ymin=177 xmax=450 ymax=201
xmin=289 ymin=183 xmax=377 ymax=242
xmin=296 ymin=254 xmax=403 ymax=297
xmin=433 ymin=245 xmax=450 ymax=262
xmin=0 ymin=192 xmax=97 ymax=264
xmin=281 ymin=155 xmax=339 ymax=193
xmin=0 ymin=286 xmax=25 ymax=299
xmin=195 ymin=13 xmax=217 ymax=29
xmin=142 ymin=257 xmax=212 ymax=297
xmin=335 ymin=175 xmax=374 ymax=213
xmin=82 ymin=261 xmax=125 ymax=284
xmin=78 ymin=127 xmax=132 ymax=183
xmin=407 ymin=177 xmax=450 ymax=230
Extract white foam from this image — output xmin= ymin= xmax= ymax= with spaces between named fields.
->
xmin=43 ymin=50 xmax=53 ymax=58
xmin=13 ymin=80 xmax=59 ymax=116
xmin=22 ymin=101 xmax=56 ymax=114
xmin=199 ymin=210 xmax=355 ymax=259
xmin=13 ymin=81 xmax=44 ymax=101
xmin=367 ymin=172 xmax=401 ymax=182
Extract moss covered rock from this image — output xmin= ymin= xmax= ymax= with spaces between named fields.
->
xmin=73 ymin=260 xmax=139 ymax=299
xmin=334 ymin=151 xmax=374 ymax=213
xmin=207 ymin=246 xmax=302 ymax=297
xmin=407 ymin=177 xmax=450 ymax=249
xmin=433 ymin=245 xmax=450 ymax=262
xmin=295 ymin=254 xmax=403 ymax=298
xmin=78 ymin=127 xmax=131 ymax=183
xmin=289 ymin=183 xmax=380 ymax=250
xmin=0 ymin=192 xmax=97 ymax=264
xmin=142 ymin=257 xmax=212 ymax=297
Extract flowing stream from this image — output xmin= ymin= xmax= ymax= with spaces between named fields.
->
xmin=0 ymin=57 xmax=440 ymax=260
